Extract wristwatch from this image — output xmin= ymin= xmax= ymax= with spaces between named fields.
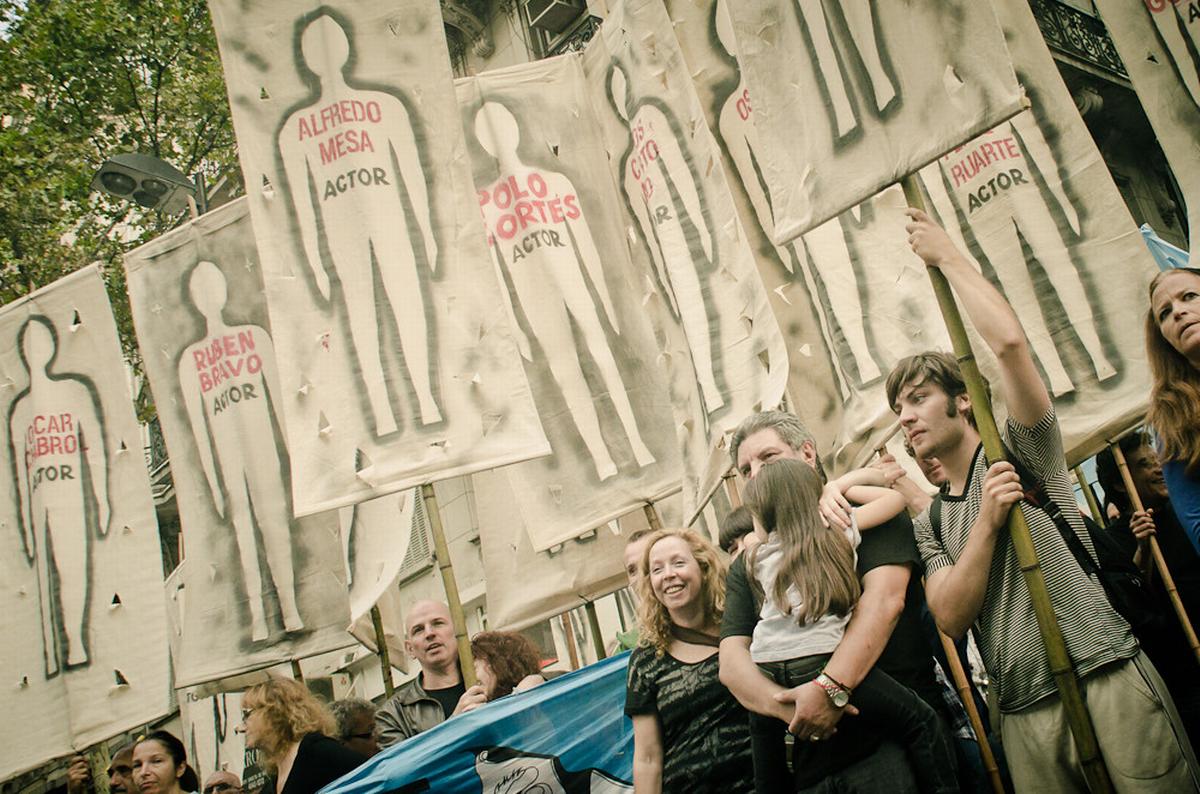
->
xmin=814 ymin=673 xmax=851 ymax=709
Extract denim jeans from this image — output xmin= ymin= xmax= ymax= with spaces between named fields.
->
xmin=751 ymin=654 xmax=959 ymax=793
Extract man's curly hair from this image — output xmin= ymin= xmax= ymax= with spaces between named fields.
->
xmin=635 ymin=528 xmax=727 ymax=656
xmin=471 ymin=631 xmax=543 ymax=700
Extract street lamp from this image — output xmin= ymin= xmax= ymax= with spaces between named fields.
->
xmin=91 ymin=153 xmax=203 ymax=214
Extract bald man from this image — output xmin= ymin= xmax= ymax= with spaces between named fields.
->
xmin=375 ymin=600 xmax=485 ymax=748
xmin=201 ymin=771 xmax=242 ymax=794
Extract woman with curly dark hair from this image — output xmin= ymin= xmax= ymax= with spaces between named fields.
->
xmin=470 ymin=631 xmax=545 ymax=702
xmin=237 ymin=678 xmax=365 ymax=794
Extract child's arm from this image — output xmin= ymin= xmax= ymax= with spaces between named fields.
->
xmin=843 ymin=484 xmax=908 ymax=530
xmin=820 ymin=467 xmax=891 ymax=529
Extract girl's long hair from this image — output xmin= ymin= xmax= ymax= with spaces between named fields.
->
xmin=744 ymin=458 xmax=861 ymax=623
xmin=242 ymin=678 xmax=337 ymax=772
xmin=634 ymin=528 xmax=726 ymax=657
xmin=1146 ymin=268 xmax=1200 ymax=476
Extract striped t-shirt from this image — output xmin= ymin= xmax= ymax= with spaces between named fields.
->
xmin=913 ymin=409 xmax=1138 ymax=713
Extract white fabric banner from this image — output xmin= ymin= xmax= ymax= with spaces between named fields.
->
xmin=582 ymin=0 xmax=789 ymax=521
xmin=1094 ymin=0 xmax=1200 ymax=265
xmin=670 ymin=0 xmax=1158 ymax=469
xmin=911 ymin=0 xmax=1158 ymax=463
xmin=477 ymin=469 xmax=684 ymax=631
xmin=723 ymin=0 xmax=1026 ymax=242
xmin=207 ymin=0 xmax=549 ymax=514
xmin=456 ymin=55 xmax=683 ymax=551
xmin=0 ymin=266 xmax=171 ymax=779
xmin=125 ymin=201 xmax=358 ymax=687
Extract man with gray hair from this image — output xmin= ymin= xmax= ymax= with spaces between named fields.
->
xmin=331 ymin=698 xmax=381 ymax=758
xmin=721 ymin=409 xmax=947 ymax=791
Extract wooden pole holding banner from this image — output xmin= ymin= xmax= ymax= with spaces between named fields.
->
xmin=901 ymin=175 xmax=1113 ymax=792
xmin=561 ymin=614 xmax=581 ymax=670
xmin=643 ymin=502 xmax=664 ymax=532
xmin=584 ymin=601 xmax=607 ymax=660
xmin=370 ymin=604 xmax=395 ymax=698
xmin=1109 ymin=443 xmax=1200 ymax=665
xmin=933 ymin=628 xmax=1005 ymax=794
xmin=1074 ymin=466 xmax=1105 ymax=526
xmin=290 ymin=659 xmax=304 ymax=682
xmin=723 ymin=471 xmax=743 ymax=507
xmin=421 ymin=483 xmax=478 ymax=687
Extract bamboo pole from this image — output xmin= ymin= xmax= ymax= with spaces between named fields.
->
xmin=370 ymin=604 xmax=395 ymax=698
xmin=1109 ymin=443 xmax=1200 ymax=665
xmin=290 ymin=659 xmax=304 ymax=682
xmin=902 ymin=175 xmax=1112 ymax=792
xmin=1074 ymin=466 xmax=1105 ymax=526
xmin=561 ymin=614 xmax=581 ymax=670
xmin=584 ymin=601 xmax=607 ymax=661
xmin=934 ymin=629 xmax=1005 ymax=794
xmin=422 ymin=483 xmax=477 ymax=687
xmin=723 ymin=471 xmax=743 ymax=507
xmin=643 ymin=502 xmax=663 ymax=531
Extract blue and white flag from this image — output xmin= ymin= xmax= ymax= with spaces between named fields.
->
xmin=322 ymin=654 xmax=633 ymax=794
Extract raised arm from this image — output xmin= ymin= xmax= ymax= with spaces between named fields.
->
xmin=905 ymin=208 xmax=1051 ymax=427
xmin=844 ymin=485 xmax=907 ymax=530
xmin=279 ymin=133 xmax=330 ymax=300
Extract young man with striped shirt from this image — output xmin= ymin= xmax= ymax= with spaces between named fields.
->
xmin=888 ymin=209 xmax=1197 ymax=792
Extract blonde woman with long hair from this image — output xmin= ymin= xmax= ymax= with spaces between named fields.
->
xmin=1146 ymin=266 xmax=1200 ymax=556
xmin=742 ymin=458 xmax=957 ymax=793
xmin=237 ymin=678 xmax=366 ymax=794
xmin=624 ymin=528 xmax=753 ymax=793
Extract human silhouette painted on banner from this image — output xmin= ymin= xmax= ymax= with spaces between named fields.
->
xmin=178 ymin=262 xmax=302 ymax=643
xmin=278 ymin=12 xmax=441 ymax=437
xmin=8 ymin=316 xmax=110 ymax=676
xmin=714 ymin=0 xmax=879 ymax=393
xmin=1144 ymin=0 xmax=1200 ymax=109
xmin=923 ymin=116 xmax=1117 ymax=396
xmin=473 ymin=101 xmax=656 ymax=481
xmin=792 ymin=0 xmax=896 ymax=139
xmin=609 ymin=62 xmax=724 ymax=416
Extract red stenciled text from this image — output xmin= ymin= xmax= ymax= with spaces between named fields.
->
xmin=193 ymin=332 xmax=263 ymax=394
xmin=296 ymin=99 xmax=384 ymax=167
xmin=24 ymin=413 xmax=80 ymax=488
xmin=946 ymin=134 xmax=1022 ymax=188
xmin=736 ymin=88 xmax=752 ymax=121
xmin=628 ymin=119 xmax=660 ymax=201
xmin=478 ymin=173 xmax=581 ymax=243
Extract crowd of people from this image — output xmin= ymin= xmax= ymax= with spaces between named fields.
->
xmin=59 ymin=222 xmax=1200 ymax=793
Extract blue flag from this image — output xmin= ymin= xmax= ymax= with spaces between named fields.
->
xmin=322 ymin=653 xmax=634 ymax=794
xmin=1140 ymin=224 xmax=1190 ymax=272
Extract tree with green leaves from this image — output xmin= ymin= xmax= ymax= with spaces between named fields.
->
xmin=0 ymin=0 xmax=237 ymax=389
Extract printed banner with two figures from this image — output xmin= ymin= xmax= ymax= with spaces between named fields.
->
xmin=722 ymin=0 xmax=1026 ymax=242
xmin=126 ymin=200 xmax=422 ymax=687
xmin=207 ymin=0 xmax=549 ymax=515
xmin=0 ymin=267 xmax=171 ymax=779
xmin=457 ymin=55 xmax=682 ymax=551
xmin=1094 ymin=0 xmax=1200 ymax=265
xmin=581 ymin=0 xmax=789 ymax=521
xmin=667 ymin=0 xmax=1160 ymax=468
